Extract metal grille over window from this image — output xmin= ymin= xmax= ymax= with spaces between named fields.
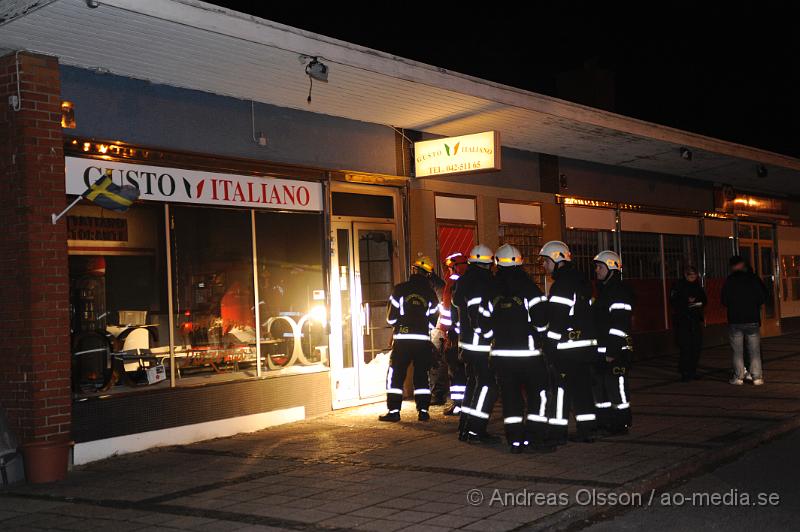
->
xmin=499 ymin=224 xmax=545 ymax=287
xmin=564 ymin=229 xmax=614 ymax=276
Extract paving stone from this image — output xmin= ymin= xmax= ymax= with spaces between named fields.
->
xmin=353 ymin=518 xmax=411 ymax=531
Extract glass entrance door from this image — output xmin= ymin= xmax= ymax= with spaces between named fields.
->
xmin=330 ymin=220 xmax=398 ymax=407
xmin=738 ymin=222 xmax=780 ymax=337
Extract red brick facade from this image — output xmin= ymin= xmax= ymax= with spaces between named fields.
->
xmin=0 ymin=51 xmax=71 ymax=443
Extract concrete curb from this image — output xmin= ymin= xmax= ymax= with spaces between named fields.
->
xmin=524 ymin=415 xmax=800 ymax=531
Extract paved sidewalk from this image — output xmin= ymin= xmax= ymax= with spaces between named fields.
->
xmin=2 ymin=334 xmax=800 ymax=531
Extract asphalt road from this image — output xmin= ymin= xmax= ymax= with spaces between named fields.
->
xmin=583 ymin=428 xmax=800 ymax=531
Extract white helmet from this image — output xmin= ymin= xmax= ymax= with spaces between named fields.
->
xmin=495 ymin=244 xmax=523 ymax=267
xmin=539 ymin=241 xmax=571 ymax=263
xmin=468 ymin=244 xmax=494 ymax=264
xmin=593 ymin=250 xmax=621 ymax=271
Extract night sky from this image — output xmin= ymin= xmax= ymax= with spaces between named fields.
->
xmin=208 ymin=3 xmax=799 ymax=158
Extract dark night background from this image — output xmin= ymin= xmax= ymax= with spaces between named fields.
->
xmin=207 ymin=3 xmax=799 ymax=158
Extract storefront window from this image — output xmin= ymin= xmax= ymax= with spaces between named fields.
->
xmin=171 ymin=206 xmax=256 ymax=384
xmin=68 ymin=203 xmax=169 ymax=396
xmin=255 ymin=211 xmax=328 ymax=373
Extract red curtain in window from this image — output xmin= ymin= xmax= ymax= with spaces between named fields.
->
xmin=437 ymin=225 xmax=475 ymax=266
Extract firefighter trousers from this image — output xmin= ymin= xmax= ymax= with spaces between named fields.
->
xmin=494 ymin=356 xmax=549 ymax=445
xmin=446 ymin=345 xmax=467 ymax=409
xmin=547 ymin=348 xmax=597 ymax=440
xmin=459 ymin=349 xmax=497 ymax=436
xmin=592 ymin=356 xmax=632 ymax=432
xmin=385 ymin=340 xmax=433 ymax=413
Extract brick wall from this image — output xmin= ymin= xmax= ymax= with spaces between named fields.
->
xmin=0 ymin=51 xmax=71 ymax=443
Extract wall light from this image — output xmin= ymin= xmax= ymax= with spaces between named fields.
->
xmin=303 ymin=56 xmax=329 ymax=104
xmin=61 ymin=101 xmax=76 ymax=128
xmin=679 ymin=147 xmax=692 ymax=161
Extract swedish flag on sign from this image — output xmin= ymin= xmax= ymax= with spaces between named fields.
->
xmin=82 ymin=169 xmax=140 ymax=212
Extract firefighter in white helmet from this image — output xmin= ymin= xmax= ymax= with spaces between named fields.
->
xmin=451 ymin=243 xmax=501 ymax=443
xmin=592 ymin=250 xmax=634 ymax=435
xmin=539 ymin=241 xmax=598 ymax=444
xmin=480 ymin=244 xmax=552 ymax=453
xmin=379 ymin=255 xmax=440 ymax=422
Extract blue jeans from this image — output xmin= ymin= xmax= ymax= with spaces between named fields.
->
xmin=729 ymin=323 xmax=762 ymax=380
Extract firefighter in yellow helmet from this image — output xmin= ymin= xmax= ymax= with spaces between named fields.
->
xmin=380 ymin=255 xmax=440 ymax=422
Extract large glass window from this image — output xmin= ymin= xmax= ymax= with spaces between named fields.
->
xmin=68 ymin=204 xmax=169 ymax=397
xmin=255 ymin=211 xmax=328 ymax=372
xmin=171 ymin=206 xmax=257 ymax=384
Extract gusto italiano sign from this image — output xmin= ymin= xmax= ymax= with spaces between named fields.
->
xmin=414 ymin=131 xmax=501 ymax=177
xmin=65 ymin=157 xmax=322 ymax=212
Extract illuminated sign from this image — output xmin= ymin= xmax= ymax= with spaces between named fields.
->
xmin=414 ymin=131 xmax=501 ymax=177
xmin=65 ymin=157 xmax=322 ymax=212
xmin=714 ymin=187 xmax=787 ymax=217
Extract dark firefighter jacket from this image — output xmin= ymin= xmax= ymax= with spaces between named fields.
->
xmin=386 ymin=273 xmax=439 ymax=341
xmin=593 ymin=270 xmax=635 ymax=360
xmin=480 ymin=266 xmax=548 ymax=356
xmin=451 ymin=264 xmax=493 ymax=352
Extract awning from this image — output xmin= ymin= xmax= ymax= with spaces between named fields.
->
xmin=3 ymin=0 xmax=800 ymax=195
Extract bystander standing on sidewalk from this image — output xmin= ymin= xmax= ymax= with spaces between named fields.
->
xmin=722 ymin=256 xmax=768 ymax=386
xmin=670 ymin=266 xmax=707 ymax=382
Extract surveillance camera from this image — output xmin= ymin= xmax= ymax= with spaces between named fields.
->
xmin=679 ymin=147 xmax=692 ymax=161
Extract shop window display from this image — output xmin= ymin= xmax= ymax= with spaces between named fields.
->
xmin=171 ymin=206 xmax=257 ymax=382
xmin=255 ymin=211 xmax=328 ymax=371
xmin=68 ymin=204 xmax=169 ymax=396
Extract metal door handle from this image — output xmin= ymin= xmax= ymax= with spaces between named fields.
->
xmin=364 ymin=303 xmax=371 ymax=335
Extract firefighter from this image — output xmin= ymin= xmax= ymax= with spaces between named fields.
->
xmin=592 ymin=250 xmax=634 ymax=435
xmin=379 ymin=255 xmax=440 ymax=422
xmin=481 ymin=244 xmax=552 ymax=453
xmin=433 ymin=252 xmax=470 ymax=416
xmin=539 ymin=241 xmax=598 ymax=444
xmin=452 ymin=244 xmax=501 ymax=444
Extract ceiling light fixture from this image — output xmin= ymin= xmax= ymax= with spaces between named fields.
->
xmin=679 ymin=147 xmax=692 ymax=161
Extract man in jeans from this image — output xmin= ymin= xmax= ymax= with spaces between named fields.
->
xmin=721 ymin=256 xmax=768 ymax=386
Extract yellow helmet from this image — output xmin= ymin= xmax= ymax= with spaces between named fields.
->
xmin=539 ymin=241 xmax=571 ymax=263
xmin=412 ymin=255 xmax=435 ymax=273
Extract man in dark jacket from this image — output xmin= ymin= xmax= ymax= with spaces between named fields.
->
xmin=452 ymin=244 xmax=500 ymax=444
xmin=670 ymin=266 xmax=707 ymax=381
xmin=592 ymin=250 xmax=634 ymax=435
xmin=480 ymin=244 xmax=551 ymax=453
xmin=540 ymin=241 xmax=598 ymax=444
xmin=721 ymin=255 xmax=767 ymax=386
xmin=379 ymin=255 xmax=439 ymax=422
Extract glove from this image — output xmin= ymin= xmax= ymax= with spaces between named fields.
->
xmin=430 ymin=327 xmax=445 ymax=348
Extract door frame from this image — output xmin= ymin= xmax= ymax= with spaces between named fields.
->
xmin=737 ymin=221 xmax=781 ymax=337
xmin=328 ymin=182 xmax=405 ymax=409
